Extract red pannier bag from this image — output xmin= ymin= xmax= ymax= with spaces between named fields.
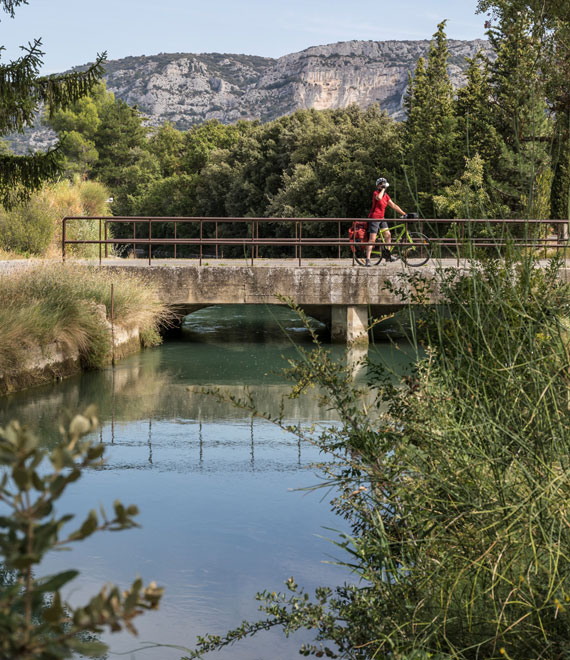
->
xmin=348 ymin=221 xmax=369 ymax=253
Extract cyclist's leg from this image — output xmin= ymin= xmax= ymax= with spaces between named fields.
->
xmin=366 ymin=220 xmax=380 ymax=260
xmin=366 ymin=232 xmax=377 ymax=260
xmin=380 ymin=222 xmax=391 ymax=250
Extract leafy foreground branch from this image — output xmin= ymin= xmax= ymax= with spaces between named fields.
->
xmin=188 ymin=256 xmax=570 ymax=660
xmin=0 ymin=407 xmax=163 ymax=659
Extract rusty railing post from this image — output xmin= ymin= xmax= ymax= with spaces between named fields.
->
xmin=111 ymin=282 xmax=115 ymax=366
xmin=215 ymin=221 xmax=218 ymax=259
xmin=99 ymin=218 xmax=102 ymax=266
xmin=256 ymin=221 xmax=259 ymax=258
xmin=298 ymin=221 xmax=302 ymax=267
xmin=338 ymin=220 xmax=341 ymax=259
xmin=199 ymin=219 xmax=203 ymax=266
xmin=62 ymin=217 xmax=67 ymax=262
xmin=251 ymin=219 xmax=254 ymax=267
xmin=148 ymin=218 xmax=152 ymax=265
xmin=133 ymin=220 xmax=136 ymax=259
xmin=174 ymin=221 xmax=177 ymax=259
xmin=295 ymin=221 xmax=298 ymax=260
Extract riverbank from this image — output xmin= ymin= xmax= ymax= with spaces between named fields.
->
xmin=0 ymin=263 xmax=171 ymax=396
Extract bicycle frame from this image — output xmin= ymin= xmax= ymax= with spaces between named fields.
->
xmin=372 ymin=222 xmax=410 ymax=254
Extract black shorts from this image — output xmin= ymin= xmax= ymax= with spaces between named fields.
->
xmin=368 ymin=220 xmax=389 ymax=234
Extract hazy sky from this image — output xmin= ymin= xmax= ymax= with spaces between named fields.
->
xmin=2 ymin=0 xmax=488 ymax=73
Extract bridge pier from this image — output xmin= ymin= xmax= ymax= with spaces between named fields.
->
xmin=331 ymin=305 xmax=369 ymax=345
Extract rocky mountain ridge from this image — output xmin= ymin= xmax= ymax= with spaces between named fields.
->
xmin=8 ymin=38 xmax=491 ymax=153
xmin=103 ymin=38 xmax=491 ymax=127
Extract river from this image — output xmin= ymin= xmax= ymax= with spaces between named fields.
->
xmin=0 ymin=305 xmax=416 ymax=659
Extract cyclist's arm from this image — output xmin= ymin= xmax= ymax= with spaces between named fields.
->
xmin=387 ymin=199 xmax=405 ymax=216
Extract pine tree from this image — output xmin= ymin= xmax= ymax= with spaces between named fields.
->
xmin=0 ymin=1 xmax=105 ymax=206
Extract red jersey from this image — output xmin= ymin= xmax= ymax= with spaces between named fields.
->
xmin=368 ymin=191 xmax=391 ymax=219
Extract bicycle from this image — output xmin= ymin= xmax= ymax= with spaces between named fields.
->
xmin=351 ymin=215 xmax=431 ymax=267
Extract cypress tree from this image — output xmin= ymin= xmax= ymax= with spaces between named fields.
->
xmin=403 ymin=58 xmax=428 ymax=212
xmin=455 ymin=52 xmax=501 ymax=174
xmin=404 ymin=21 xmax=457 ymax=218
xmin=0 ymin=1 xmax=105 ymax=206
xmin=544 ymin=7 xmax=570 ymax=230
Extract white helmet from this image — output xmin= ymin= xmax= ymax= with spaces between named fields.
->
xmin=376 ymin=177 xmax=389 ymax=189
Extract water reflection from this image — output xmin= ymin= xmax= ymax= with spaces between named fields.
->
xmin=0 ymin=305 xmax=418 ymax=660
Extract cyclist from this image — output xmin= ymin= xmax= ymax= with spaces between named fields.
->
xmin=366 ymin=177 xmax=406 ymax=266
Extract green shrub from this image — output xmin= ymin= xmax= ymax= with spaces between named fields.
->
xmin=0 ymin=195 xmax=57 ymax=255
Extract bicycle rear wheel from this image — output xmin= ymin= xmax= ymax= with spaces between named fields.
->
xmin=353 ymin=238 xmax=382 ymax=266
xmin=399 ymin=232 xmax=430 ymax=267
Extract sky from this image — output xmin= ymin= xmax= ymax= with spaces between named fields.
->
xmin=2 ymin=0 xmax=489 ymax=74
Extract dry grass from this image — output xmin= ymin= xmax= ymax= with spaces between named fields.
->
xmin=0 ymin=263 xmax=172 ymax=373
xmin=0 ymin=248 xmax=22 ymax=260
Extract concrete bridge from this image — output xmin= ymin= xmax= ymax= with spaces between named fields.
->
xmin=97 ymin=257 xmax=443 ymax=344
xmin=60 ymin=215 xmax=570 ymax=344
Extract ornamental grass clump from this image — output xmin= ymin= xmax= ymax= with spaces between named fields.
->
xmin=187 ymin=255 xmax=570 ymax=659
xmin=0 ymin=263 xmax=170 ymax=373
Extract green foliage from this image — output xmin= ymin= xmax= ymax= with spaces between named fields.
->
xmin=91 ymin=99 xmax=159 ymax=215
xmin=182 ymin=119 xmax=245 ymax=174
xmin=434 ymin=154 xmax=493 ymax=218
xmin=187 ymin=257 xmax=570 ymax=659
xmin=0 ymin=191 xmax=56 ymax=254
xmin=455 ymin=53 xmax=501 ymax=174
xmin=148 ymin=122 xmax=185 ymax=177
xmin=0 ymin=408 xmax=163 ymax=659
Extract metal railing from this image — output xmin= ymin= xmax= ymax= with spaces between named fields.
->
xmin=61 ymin=216 xmax=570 ymax=266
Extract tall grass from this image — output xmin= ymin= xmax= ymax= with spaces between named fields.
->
xmin=0 ymin=264 xmax=171 ymax=373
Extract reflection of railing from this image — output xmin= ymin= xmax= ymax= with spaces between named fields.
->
xmin=61 ymin=216 xmax=569 ymax=267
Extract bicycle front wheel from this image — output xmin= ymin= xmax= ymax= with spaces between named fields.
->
xmin=353 ymin=238 xmax=382 ymax=266
xmin=399 ymin=232 xmax=430 ymax=267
